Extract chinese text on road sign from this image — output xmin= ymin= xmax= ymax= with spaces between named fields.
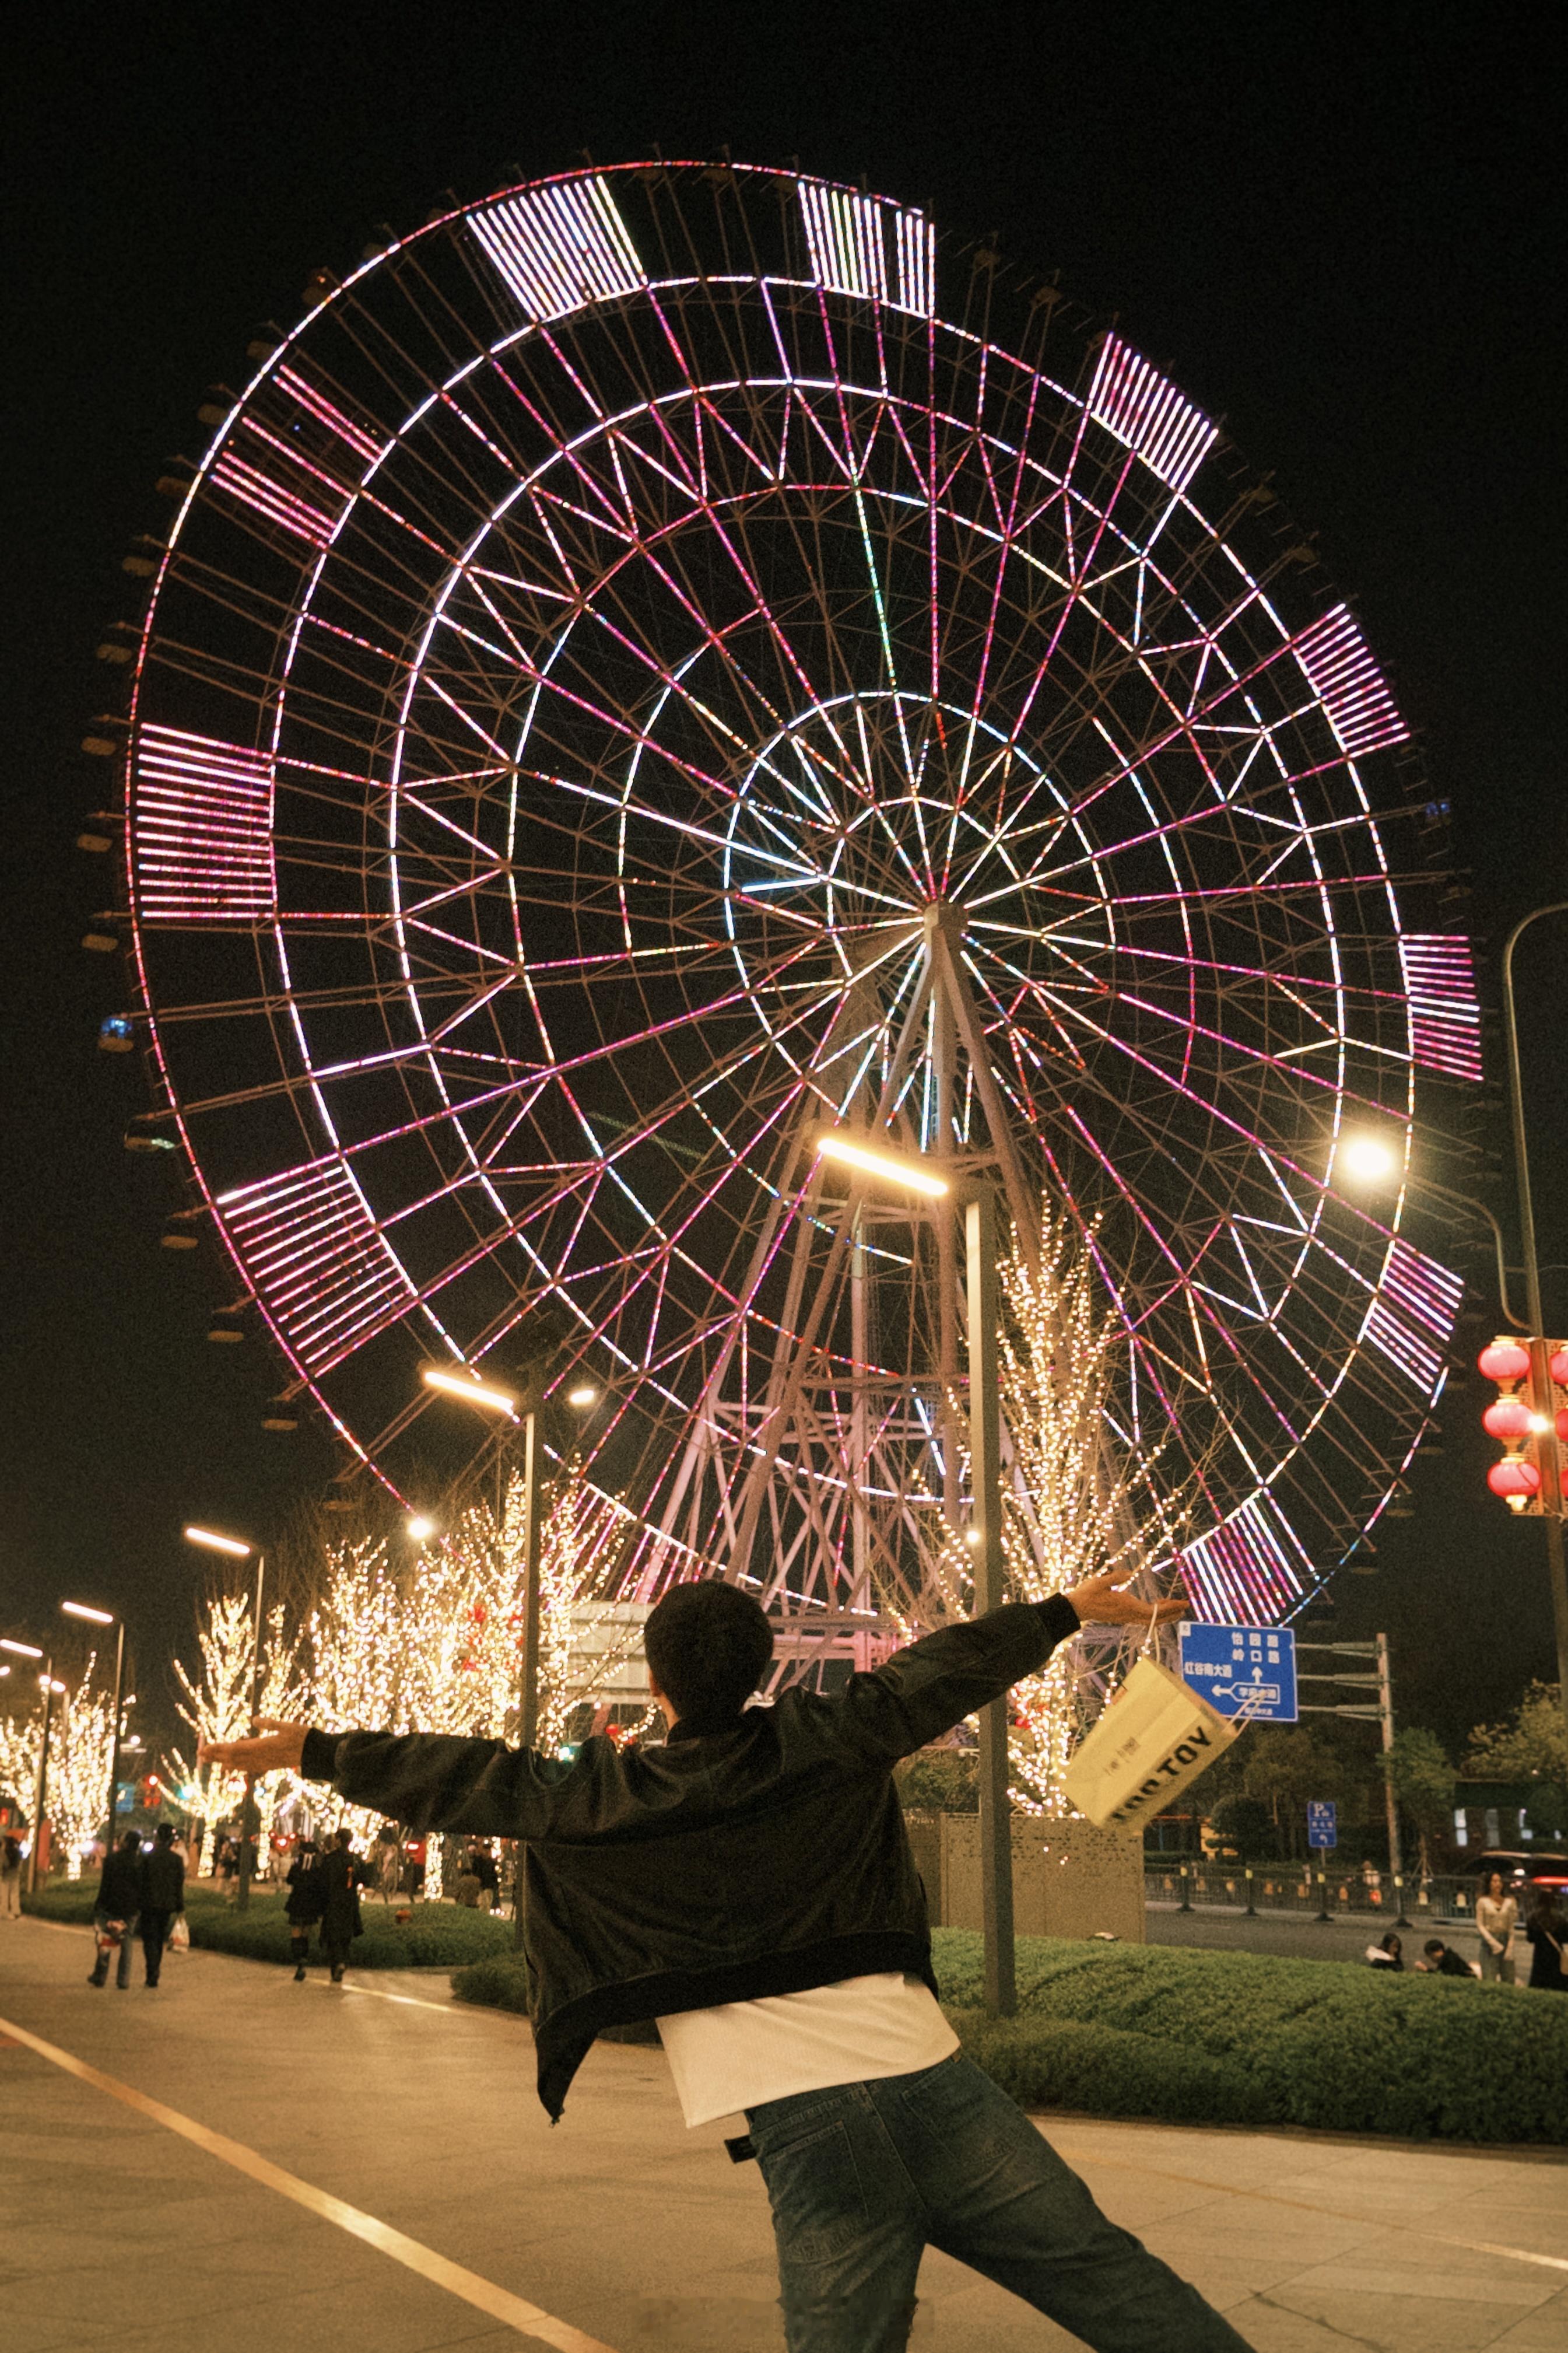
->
xmin=1307 ymin=1801 xmax=1337 ymax=1850
xmin=1177 ymin=1623 xmax=1298 ymax=1723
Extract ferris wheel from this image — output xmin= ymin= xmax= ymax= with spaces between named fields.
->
xmin=111 ymin=162 xmax=1479 ymax=1637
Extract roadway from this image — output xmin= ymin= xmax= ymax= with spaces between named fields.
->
xmin=1 ymin=1913 xmax=1564 ymax=2351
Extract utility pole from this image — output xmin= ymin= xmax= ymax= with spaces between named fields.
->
xmin=1500 ymin=901 xmax=1568 ymax=1751
xmin=1297 ymin=1634 xmax=1409 ymax=1925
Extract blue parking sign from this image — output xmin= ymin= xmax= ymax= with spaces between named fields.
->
xmin=1177 ymin=1622 xmax=1298 ymax=1722
xmin=1307 ymin=1801 xmax=1337 ymax=1850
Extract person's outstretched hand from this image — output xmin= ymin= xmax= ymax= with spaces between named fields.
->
xmin=198 ymin=1718 xmax=308 ymax=1776
xmin=1063 ymin=1567 xmax=1185 ymax=1627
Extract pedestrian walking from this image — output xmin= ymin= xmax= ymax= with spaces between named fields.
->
xmin=205 ymin=1567 xmax=1253 ymax=2350
xmin=1476 ymin=1871 xmax=1518 ymax=1984
xmin=469 ymin=1845 xmax=500 ymax=1910
xmin=284 ymin=1839 xmax=323 ymax=1979
xmin=88 ymin=1830 xmax=143 ymax=1989
xmin=138 ymin=1822 xmax=185 ymax=1987
xmin=1524 ymin=1889 xmax=1567 ymax=1991
xmin=215 ymin=1833 xmax=239 ymax=1902
xmin=315 ymin=1827 xmax=367 ymax=1982
xmin=1 ymin=1832 xmax=23 ymax=1918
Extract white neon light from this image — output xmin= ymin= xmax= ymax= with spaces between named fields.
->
xmin=422 ymin=1367 xmax=520 ymax=1418
xmin=468 ymin=177 xmax=644 ymax=323
xmin=1400 ymin=935 xmax=1483 ymax=1081
xmin=798 ymin=182 xmax=933 ymax=317
xmin=1085 ymin=335 xmax=1218 ymax=493
xmin=1362 ymin=1260 xmax=1448 ymax=1399
xmin=133 ymin=725 xmax=276 ymax=925
xmin=1177 ymin=1491 xmax=1310 ymax=1626
xmin=1295 ymin=605 xmax=1408 ymax=758
xmin=217 ymin=1160 xmax=416 ymax=1377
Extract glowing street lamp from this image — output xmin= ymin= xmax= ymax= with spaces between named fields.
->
xmin=405 ymin=1513 xmax=438 ymax=1543
xmin=815 ymin=1128 xmax=1015 ymax=2019
xmin=421 ymin=1367 xmax=520 ymax=1418
xmin=62 ymin=1601 xmax=127 ymax=1861
xmin=183 ymin=1522 xmax=265 ymax=1910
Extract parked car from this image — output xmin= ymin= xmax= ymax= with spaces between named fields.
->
xmin=1468 ymin=1848 xmax=1568 ymax=1891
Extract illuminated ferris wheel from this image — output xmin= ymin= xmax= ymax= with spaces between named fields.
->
xmin=114 ymin=162 xmax=1480 ymax=1636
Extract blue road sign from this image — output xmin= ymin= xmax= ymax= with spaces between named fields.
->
xmin=1307 ymin=1800 xmax=1338 ymax=1850
xmin=1177 ymin=1622 xmax=1298 ymax=1722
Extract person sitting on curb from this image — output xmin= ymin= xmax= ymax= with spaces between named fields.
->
xmin=203 ymin=1566 xmax=1251 ymax=2352
xmin=1418 ymin=1937 xmax=1478 ymax=1979
xmin=1366 ymin=1931 xmax=1403 ymax=1969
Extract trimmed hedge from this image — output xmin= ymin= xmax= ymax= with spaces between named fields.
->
xmin=451 ymin=1928 xmax=1568 ymax=2144
xmin=931 ymin=1930 xmax=1568 ymax=2144
xmin=23 ymin=1881 xmax=513 ymax=1970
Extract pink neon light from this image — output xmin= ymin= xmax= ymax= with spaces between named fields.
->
xmin=798 ymin=183 xmax=932 ymax=317
xmin=1085 ymin=335 xmax=1218 ymax=494
xmin=1400 ymin=934 xmax=1483 ymax=1081
xmin=133 ymin=725 xmax=276 ymax=924
xmin=1295 ymin=605 xmax=1408 ymax=757
xmin=1381 ymin=1238 xmax=1464 ymax=1339
xmin=1362 ymin=1296 xmax=1446 ymax=1399
xmin=217 ymin=1161 xmax=416 ymax=1377
xmin=211 ymin=451 xmax=336 ymax=547
xmin=275 ymin=365 xmax=383 ymax=464
xmin=468 ymin=177 xmax=643 ymax=322
xmin=1177 ymin=1492 xmax=1309 ymax=1626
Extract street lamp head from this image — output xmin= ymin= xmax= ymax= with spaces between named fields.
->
xmin=40 ymin=1675 xmax=66 ymax=1693
xmin=61 ymin=1601 xmax=115 ymax=1626
xmin=1334 ymin=1131 xmax=1400 ymax=1188
xmin=566 ymin=1384 xmax=599 ymax=1409
xmin=406 ymin=1513 xmax=438 ymax=1542
xmin=816 ymin=1129 xmax=950 ymax=1199
xmin=422 ymin=1365 xmax=520 ymax=1419
xmin=184 ymin=1524 xmax=252 ymax=1559
xmin=0 ymin=1638 xmax=44 ymax=1659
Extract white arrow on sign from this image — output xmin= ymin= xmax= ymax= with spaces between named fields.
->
xmin=1211 ymin=1680 xmax=1282 ymax=1706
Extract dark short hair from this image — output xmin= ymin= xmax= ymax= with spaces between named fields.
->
xmin=120 ymin=1829 xmax=142 ymax=1852
xmin=1423 ymin=1939 xmax=1445 ymax=1955
xmin=644 ymin=1580 xmax=774 ymax=1729
xmin=155 ymin=1823 xmax=177 ymax=1846
xmin=334 ymin=1827 xmax=353 ymax=1848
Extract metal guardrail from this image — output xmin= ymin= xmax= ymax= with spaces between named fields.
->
xmin=1144 ymin=1865 xmax=1481 ymax=1925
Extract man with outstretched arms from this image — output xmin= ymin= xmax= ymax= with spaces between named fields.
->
xmin=204 ymin=1564 xmax=1246 ymax=2351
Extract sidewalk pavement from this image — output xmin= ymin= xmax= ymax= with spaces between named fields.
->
xmin=1 ymin=1913 xmax=1565 ymax=2352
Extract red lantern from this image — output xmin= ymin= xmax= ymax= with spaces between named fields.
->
xmin=1558 ymin=1407 xmax=1568 ymax=1444
xmin=1478 ymin=1340 xmax=1531 ymax=1384
xmin=1487 ymin=1458 xmax=1541 ymax=1500
xmin=1552 ymin=1347 xmax=1568 ymax=1386
xmin=1483 ymin=1397 xmax=1532 ymax=1441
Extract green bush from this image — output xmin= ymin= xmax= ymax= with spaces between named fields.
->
xmin=451 ymin=1953 xmax=534 ymax=2014
xmin=23 ymin=1881 xmax=513 ymax=1969
xmin=931 ymin=1930 xmax=1568 ymax=2144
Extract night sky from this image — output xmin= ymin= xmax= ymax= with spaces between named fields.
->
xmin=4 ymin=6 xmax=1565 ymax=1755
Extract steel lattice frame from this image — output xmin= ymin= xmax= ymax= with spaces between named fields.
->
xmin=118 ymin=163 xmax=1479 ymax=1634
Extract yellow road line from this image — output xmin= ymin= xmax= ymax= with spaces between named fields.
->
xmin=1054 ymin=2141 xmax=1568 ymax=2277
xmin=0 ymin=2009 xmax=617 ymax=2351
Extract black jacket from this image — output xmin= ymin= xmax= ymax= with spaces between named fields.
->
xmin=314 ymin=1850 xmax=367 ymax=1941
xmin=302 ymin=1595 xmax=1078 ymax=2118
xmin=285 ymin=1855 xmax=324 ymax=1924
xmin=139 ymin=1846 xmax=185 ymax=1912
xmin=94 ymin=1848 xmax=143 ymax=1921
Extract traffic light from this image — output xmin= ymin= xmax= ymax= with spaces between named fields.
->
xmin=1478 ymin=1338 xmax=1568 ymax=1514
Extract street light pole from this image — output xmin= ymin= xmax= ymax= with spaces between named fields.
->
xmin=966 ymin=1186 xmax=1016 ymax=2018
xmin=1500 ymin=901 xmax=1568 ymax=1746
xmin=32 ymin=1665 xmax=55 ymax=1895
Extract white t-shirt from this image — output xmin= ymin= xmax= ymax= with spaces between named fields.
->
xmin=656 ymin=1973 xmax=959 ymax=2128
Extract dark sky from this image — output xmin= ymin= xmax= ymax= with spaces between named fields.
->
xmin=3 ymin=4 xmax=1565 ymax=1753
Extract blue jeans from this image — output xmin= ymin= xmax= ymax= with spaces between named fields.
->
xmin=746 ymin=2054 xmax=1248 ymax=2352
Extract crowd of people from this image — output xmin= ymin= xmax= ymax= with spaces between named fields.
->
xmin=1366 ymin=1872 xmax=1567 ymax=1989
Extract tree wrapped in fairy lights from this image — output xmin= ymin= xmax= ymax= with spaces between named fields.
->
xmin=167 ymin=1590 xmax=301 ymax=1844
xmin=44 ymin=1655 xmax=137 ymax=1876
xmin=0 ymin=1704 xmax=41 ymax=1826
xmin=922 ymin=1199 xmax=1202 ymax=1818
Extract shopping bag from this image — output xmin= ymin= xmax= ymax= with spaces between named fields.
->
xmin=168 ymin=1914 xmax=191 ymax=1953
xmin=1062 ymin=1654 xmax=1243 ymax=1833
